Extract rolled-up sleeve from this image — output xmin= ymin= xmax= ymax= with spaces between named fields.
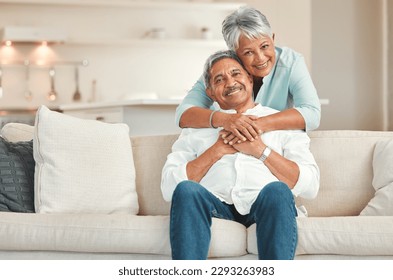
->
xmin=175 ymin=76 xmax=214 ymax=127
xmin=289 ymin=56 xmax=321 ymax=131
xmin=282 ymin=132 xmax=320 ymax=199
xmin=161 ymin=132 xmax=196 ymax=201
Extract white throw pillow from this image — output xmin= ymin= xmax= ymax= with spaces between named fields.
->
xmin=34 ymin=105 xmax=138 ymax=214
xmin=360 ymin=139 xmax=393 ymax=216
xmin=1 ymin=123 xmax=34 ymax=142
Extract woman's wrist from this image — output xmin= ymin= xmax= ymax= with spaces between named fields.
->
xmin=256 ymin=116 xmax=270 ymax=132
xmin=210 ymin=111 xmax=227 ymax=128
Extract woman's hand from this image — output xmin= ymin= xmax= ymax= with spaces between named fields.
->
xmin=220 ymin=114 xmax=261 ymax=144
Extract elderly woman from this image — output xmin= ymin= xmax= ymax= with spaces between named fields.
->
xmin=176 ymin=6 xmax=321 ymax=144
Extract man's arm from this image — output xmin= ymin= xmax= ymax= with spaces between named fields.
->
xmin=232 ymin=137 xmax=299 ymax=188
xmin=186 ymin=136 xmax=236 ymax=182
xmin=161 ymin=130 xmax=236 ymax=201
xmin=279 ymin=132 xmax=320 ymax=199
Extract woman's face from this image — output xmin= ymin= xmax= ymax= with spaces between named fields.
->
xmin=235 ymin=34 xmax=276 ymax=78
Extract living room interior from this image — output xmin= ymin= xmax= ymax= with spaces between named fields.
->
xmin=0 ymin=0 xmax=391 ymax=133
xmin=1 ymin=0 xmax=393 ymax=264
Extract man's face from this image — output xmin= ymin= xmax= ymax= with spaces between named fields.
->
xmin=206 ymin=58 xmax=254 ymax=112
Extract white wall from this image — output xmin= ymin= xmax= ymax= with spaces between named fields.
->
xmin=243 ymin=0 xmax=312 ymax=68
xmin=311 ymin=0 xmax=384 ymax=130
xmin=388 ymin=0 xmax=393 ymax=130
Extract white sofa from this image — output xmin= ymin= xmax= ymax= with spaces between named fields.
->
xmin=1 ymin=122 xmax=393 ymax=260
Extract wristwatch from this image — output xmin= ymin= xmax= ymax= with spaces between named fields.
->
xmin=259 ymin=146 xmax=271 ymax=162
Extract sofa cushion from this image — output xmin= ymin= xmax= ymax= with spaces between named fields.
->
xmin=131 ymin=134 xmax=178 ymax=216
xmin=248 ymin=217 xmax=393 ymax=256
xmin=0 ymin=213 xmax=247 ymax=258
xmin=296 ymin=130 xmax=393 ymax=217
xmin=361 ymin=139 xmax=393 ymax=216
xmin=1 ymin=123 xmax=34 ymax=143
xmin=33 ymin=105 xmax=138 ymax=214
xmin=0 ymin=138 xmax=34 ymax=212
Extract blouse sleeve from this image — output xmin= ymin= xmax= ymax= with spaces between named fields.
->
xmin=175 ymin=76 xmax=214 ymax=127
xmin=289 ymin=56 xmax=321 ymax=131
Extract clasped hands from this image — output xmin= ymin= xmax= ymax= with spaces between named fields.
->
xmin=221 ymin=113 xmax=261 ymax=144
xmin=216 ymin=114 xmax=265 ymax=159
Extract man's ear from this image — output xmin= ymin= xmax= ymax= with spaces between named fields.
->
xmin=206 ymin=87 xmax=215 ymax=101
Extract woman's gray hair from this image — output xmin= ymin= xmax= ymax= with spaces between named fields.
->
xmin=203 ymin=50 xmax=244 ymax=88
xmin=222 ymin=6 xmax=273 ymax=51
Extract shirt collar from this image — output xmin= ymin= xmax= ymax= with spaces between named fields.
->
xmin=219 ymin=103 xmax=262 ymax=115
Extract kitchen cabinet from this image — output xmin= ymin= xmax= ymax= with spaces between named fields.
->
xmin=0 ymin=0 xmax=243 ymax=9
xmin=0 ymin=0 xmax=243 ymax=46
xmin=0 ymin=0 xmax=243 ymax=44
xmin=0 ymin=0 xmax=243 ymax=108
xmin=59 ymin=99 xmax=182 ymax=136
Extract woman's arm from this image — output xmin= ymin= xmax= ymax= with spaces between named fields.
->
xmin=288 ymin=56 xmax=321 ymax=131
xmin=181 ymin=107 xmax=261 ymax=141
xmin=256 ymin=108 xmax=305 ymax=132
xmin=175 ymin=77 xmax=213 ymax=127
xmin=177 ymin=76 xmax=260 ymax=141
xmin=221 ymin=109 xmax=305 ymax=145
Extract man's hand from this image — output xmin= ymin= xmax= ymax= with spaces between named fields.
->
xmin=186 ymin=132 xmax=236 ymax=182
xmin=214 ymin=130 xmax=238 ymax=156
xmin=220 ymin=114 xmax=261 ymax=144
xmin=232 ymin=135 xmax=265 ymax=159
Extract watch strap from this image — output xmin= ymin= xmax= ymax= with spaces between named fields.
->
xmin=259 ymin=146 xmax=271 ymax=162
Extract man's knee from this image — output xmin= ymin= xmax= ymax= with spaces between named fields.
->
xmin=255 ymin=181 xmax=293 ymax=209
xmin=173 ymin=180 xmax=204 ymax=201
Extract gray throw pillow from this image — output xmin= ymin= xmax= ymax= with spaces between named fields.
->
xmin=0 ymin=137 xmax=34 ymax=212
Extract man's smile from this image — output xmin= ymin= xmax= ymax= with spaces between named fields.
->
xmin=224 ymin=86 xmax=243 ymax=97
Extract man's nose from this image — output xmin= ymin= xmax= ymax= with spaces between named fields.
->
xmin=226 ymin=75 xmax=237 ymax=86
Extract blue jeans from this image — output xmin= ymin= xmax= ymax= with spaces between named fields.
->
xmin=170 ymin=180 xmax=298 ymax=260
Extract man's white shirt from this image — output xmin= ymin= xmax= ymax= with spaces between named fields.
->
xmin=161 ymin=104 xmax=320 ymax=215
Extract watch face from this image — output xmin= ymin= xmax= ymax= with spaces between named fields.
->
xmin=260 ymin=147 xmax=271 ymax=162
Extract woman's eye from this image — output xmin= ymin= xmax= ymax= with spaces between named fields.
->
xmin=261 ymin=44 xmax=269 ymax=49
xmin=244 ymin=51 xmax=252 ymax=56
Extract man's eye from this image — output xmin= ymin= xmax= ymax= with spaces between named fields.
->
xmin=214 ymin=78 xmax=222 ymax=84
xmin=244 ymin=51 xmax=252 ymax=56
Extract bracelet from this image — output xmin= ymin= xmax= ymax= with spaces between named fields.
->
xmin=209 ymin=110 xmax=218 ymax=128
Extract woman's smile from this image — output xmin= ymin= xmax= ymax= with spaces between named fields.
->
xmin=236 ymin=35 xmax=276 ymax=78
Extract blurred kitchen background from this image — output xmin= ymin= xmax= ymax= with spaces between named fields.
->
xmin=0 ymin=0 xmax=391 ymax=135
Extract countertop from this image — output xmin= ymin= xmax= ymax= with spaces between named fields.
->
xmin=59 ymin=98 xmax=182 ymax=111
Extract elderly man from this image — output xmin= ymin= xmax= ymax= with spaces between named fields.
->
xmin=161 ymin=50 xmax=319 ymax=260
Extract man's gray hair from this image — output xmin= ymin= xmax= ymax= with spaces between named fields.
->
xmin=203 ymin=50 xmax=244 ymax=88
xmin=222 ymin=6 xmax=273 ymax=51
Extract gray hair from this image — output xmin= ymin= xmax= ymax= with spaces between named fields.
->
xmin=203 ymin=50 xmax=244 ymax=88
xmin=222 ymin=6 xmax=273 ymax=51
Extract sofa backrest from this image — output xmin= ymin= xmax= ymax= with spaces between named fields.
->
xmin=131 ymin=134 xmax=176 ymax=216
xmin=3 ymin=123 xmax=393 ymax=217
xmin=132 ymin=130 xmax=393 ymax=217
xmin=300 ymin=130 xmax=393 ymax=217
